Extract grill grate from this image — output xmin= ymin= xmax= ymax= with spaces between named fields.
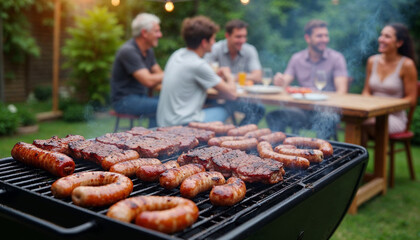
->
xmin=0 ymin=143 xmax=365 ymax=240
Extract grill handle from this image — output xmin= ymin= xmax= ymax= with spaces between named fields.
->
xmin=0 ymin=193 xmax=96 ymax=236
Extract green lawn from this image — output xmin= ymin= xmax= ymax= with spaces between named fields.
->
xmin=1 ymin=104 xmax=419 ymax=239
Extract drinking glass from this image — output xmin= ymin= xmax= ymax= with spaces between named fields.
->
xmin=262 ymin=68 xmax=273 ymax=87
xmin=314 ymin=70 xmax=327 ymax=91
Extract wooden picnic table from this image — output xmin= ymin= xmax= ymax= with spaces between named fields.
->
xmin=208 ymin=87 xmax=410 ymax=214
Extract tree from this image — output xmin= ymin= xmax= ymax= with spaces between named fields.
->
xmin=62 ymin=6 xmax=124 ymax=106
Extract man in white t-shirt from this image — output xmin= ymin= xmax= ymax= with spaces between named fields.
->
xmin=157 ymin=16 xmax=237 ymax=127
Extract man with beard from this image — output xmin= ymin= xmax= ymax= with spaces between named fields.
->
xmin=266 ymin=19 xmax=348 ymax=139
xmin=111 ymin=13 xmax=164 ymax=128
xmin=204 ymin=19 xmax=265 ymax=126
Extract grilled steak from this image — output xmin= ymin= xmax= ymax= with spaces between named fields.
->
xmin=96 ymin=132 xmax=133 ymax=148
xmin=126 ymin=127 xmax=153 ymax=136
xmin=33 ymin=134 xmax=85 ymax=155
xmin=158 ymin=126 xmax=215 ymax=143
xmin=210 ymin=150 xmax=249 ymax=177
xmin=68 ymin=140 xmax=139 ymax=169
xmin=177 ymin=146 xmax=231 ymax=168
xmin=234 ymin=156 xmax=284 ymax=184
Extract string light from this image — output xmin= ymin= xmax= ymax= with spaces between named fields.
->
xmin=165 ymin=1 xmax=174 ymax=12
xmin=240 ymin=0 xmax=250 ymax=5
xmin=111 ymin=0 xmax=120 ymax=6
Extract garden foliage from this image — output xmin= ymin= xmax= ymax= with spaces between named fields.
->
xmin=62 ymin=6 xmax=124 ymax=106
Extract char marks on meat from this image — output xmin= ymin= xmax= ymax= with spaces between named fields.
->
xmin=157 ymin=126 xmax=215 ymax=143
xmin=126 ymin=127 xmax=153 ymax=136
xmin=33 ymin=134 xmax=85 ymax=155
xmin=233 ymin=156 xmax=284 ymax=184
xmin=68 ymin=140 xmax=139 ymax=169
xmin=96 ymin=132 xmax=133 ymax=148
xmin=178 ymin=146 xmax=284 ymax=184
xmin=177 ymin=146 xmax=231 ymax=168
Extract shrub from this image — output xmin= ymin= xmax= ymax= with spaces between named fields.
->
xmin=0 ymin=104 xmax=19 ymax=135
xmin=411 ymin=107 xmax=420 ymax=145
xmin=63 ymin=104 xmax=94 ymax=122
xmin=34 ymin=85 xmax=52 ymax=101
xmin=62 ymin=6 xmax=124 ymax=106
xmin=17 ymin=108 xmax=37 ymax=126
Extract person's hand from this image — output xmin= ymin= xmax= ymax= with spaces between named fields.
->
xmin=218 ymin=67 xmax=233 ymax=81
xmin=273 ymin=72 xmax=285 ymax=86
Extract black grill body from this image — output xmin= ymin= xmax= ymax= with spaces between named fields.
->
xmin=0 ymin=141 xmax=367 ymax=240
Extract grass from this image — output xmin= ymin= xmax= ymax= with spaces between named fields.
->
xmin=1 ymin=102 xmax=419 ymax=239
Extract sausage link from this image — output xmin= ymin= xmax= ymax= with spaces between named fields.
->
xmin=136 ymin=160 xmax=179 ymax=182
xmin=227 ymin=124 xmax=258 ymax=136
xmin=11 ymin=142 xmax=75 ymax=177
xmin=220 ymin=138 xmax=258 ymax=151
xmin=273 ymin=144 xmax=297 ymax=150
xmin=109 ymin=158 xmax=162 ymax=177
xmin=188 ymin=121 xmax=223 ymax=130
xmin=180 ymin=171 xmax=226 ymax=198
xmin=159 ymin=164 xmax=205 ymax=189
xmin=274 ymin=147 xmax=323 ymax=163
xmin=107 ymin=196 xmax=199 ymax=234
xmin=209 ymin=177 xmax=246 ymax=206
xmin=101 ymin=150 xmax=140 ymax=170
xmin=257 ymin=141 xmax=310 ymax=169
xmin=208 ymin=136 xmax=246 ymax=146
xmin=258 ymin=132 xmax=286 ymax=144
xmin=283 ymin=137 xmax=334 ymax=157
xmin=244 ymin=128 xmax=272 ymax=138
xmin=51 ymin=171 xmax=133 ymax=207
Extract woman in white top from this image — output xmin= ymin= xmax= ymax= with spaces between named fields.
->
xmin=362 ymin=23 xmax=418 ymax=144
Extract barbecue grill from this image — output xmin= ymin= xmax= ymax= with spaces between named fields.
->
xmin=0 ymin=140 xmax=367 ymax=240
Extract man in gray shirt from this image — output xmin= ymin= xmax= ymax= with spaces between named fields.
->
xmin=267 ymin=19 xmax=349 ymax=139
xmin=157 ymin=16 xmax=237 ymax=127
xmin=205 ymin=19 xmax=265 ymax=126
xmin=111 ymin=13 xmax=164 ymax=128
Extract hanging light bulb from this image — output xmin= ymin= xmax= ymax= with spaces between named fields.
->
xmin=165 ymin=1 xmax=174 ymax=12
xmin=240 ymin=0 xmax=250 ymax=5
xmin=111 ymin=0 xmax=120 ymax=6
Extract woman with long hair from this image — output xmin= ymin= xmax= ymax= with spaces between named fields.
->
xmin=362 ymin=23 xmax=418 ymax=143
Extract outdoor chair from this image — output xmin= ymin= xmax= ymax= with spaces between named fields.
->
xmin=387 ymin=81 xmax=420 ymax=188
xmin=109 ymin=110 xmax=155 ymax=133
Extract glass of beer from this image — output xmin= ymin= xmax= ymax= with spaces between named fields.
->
xmin=238 ymin=72 xmax=246 ymax=86
xmin=314 ymin=70 xmax=327 ymax=91
xmin=262 ymin=68 xmax=273 ymax=87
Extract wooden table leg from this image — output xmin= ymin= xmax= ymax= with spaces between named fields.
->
xmin=374 ymin=115 xmax=388 ymax=195
xmin=346 ymin=115 xmax=389 ymax=214
xmin=343 ymin=118 xmax=363 ymax=214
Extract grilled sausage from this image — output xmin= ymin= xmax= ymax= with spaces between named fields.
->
xmin=274 ymin=147 xmax=323 ymax=163
xmin=220 ymin=138 xmax=258 ymax=151
xmin=107 ymin=196 xmax=199 ymax=234
xmin=159 ymin=164 xmax=205 ymax=189
xmin=101 ymin=150 xmax=140 ymax=170
xmin=257 ymin=141 xmax=310 ymax=169
xmin=273 ymin=144 xmax=297 ymax=150
xmin=208 ymin=136 xmax=246 ymax=146
xmin=209 ymin=177 xmax=246 ymax=206
xmin=283 ymin=137 xmax=334 ymax=157
xmin=180 ymin=171 xmax=226 ymax=198
xmin=136 ymin=160 xmax=179 ymax=182
xmin=258 ymin=132 xmax=286 ymax=144
xmin=244 ymin=128 xmax=272 ymax=138
xmin=109 ymin=158 xmax=162 ymax=177
xmin=51 ymin=171 xmax=133 ymax=207
xmin=208 ymin=124 xmax=236 ymax=135
xmin=188 ymin=121 xmax=223 ymax=130
xmin=11 ymin=142 xmax=75 ymax=177
xmin=227 ymin=124 xmax=258 ymax=136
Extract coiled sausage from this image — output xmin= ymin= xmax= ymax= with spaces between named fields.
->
xmin=11 ymin=142 xmax=75 ymax=177
xmin=209 ymin=177 xmax=246 ymax=206
xmin=51 ymin=171 xmax=133 ymax=207
xmin=258 ymin=132 xmax=286 ymax=144
xmin=107 ymin=196 xmax=199 ymax=234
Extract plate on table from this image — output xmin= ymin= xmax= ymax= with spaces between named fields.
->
xmin=243 ymin=85 xmax=283 ymax=94
xmin=291 ymin=93 xmax=329 ymax=101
